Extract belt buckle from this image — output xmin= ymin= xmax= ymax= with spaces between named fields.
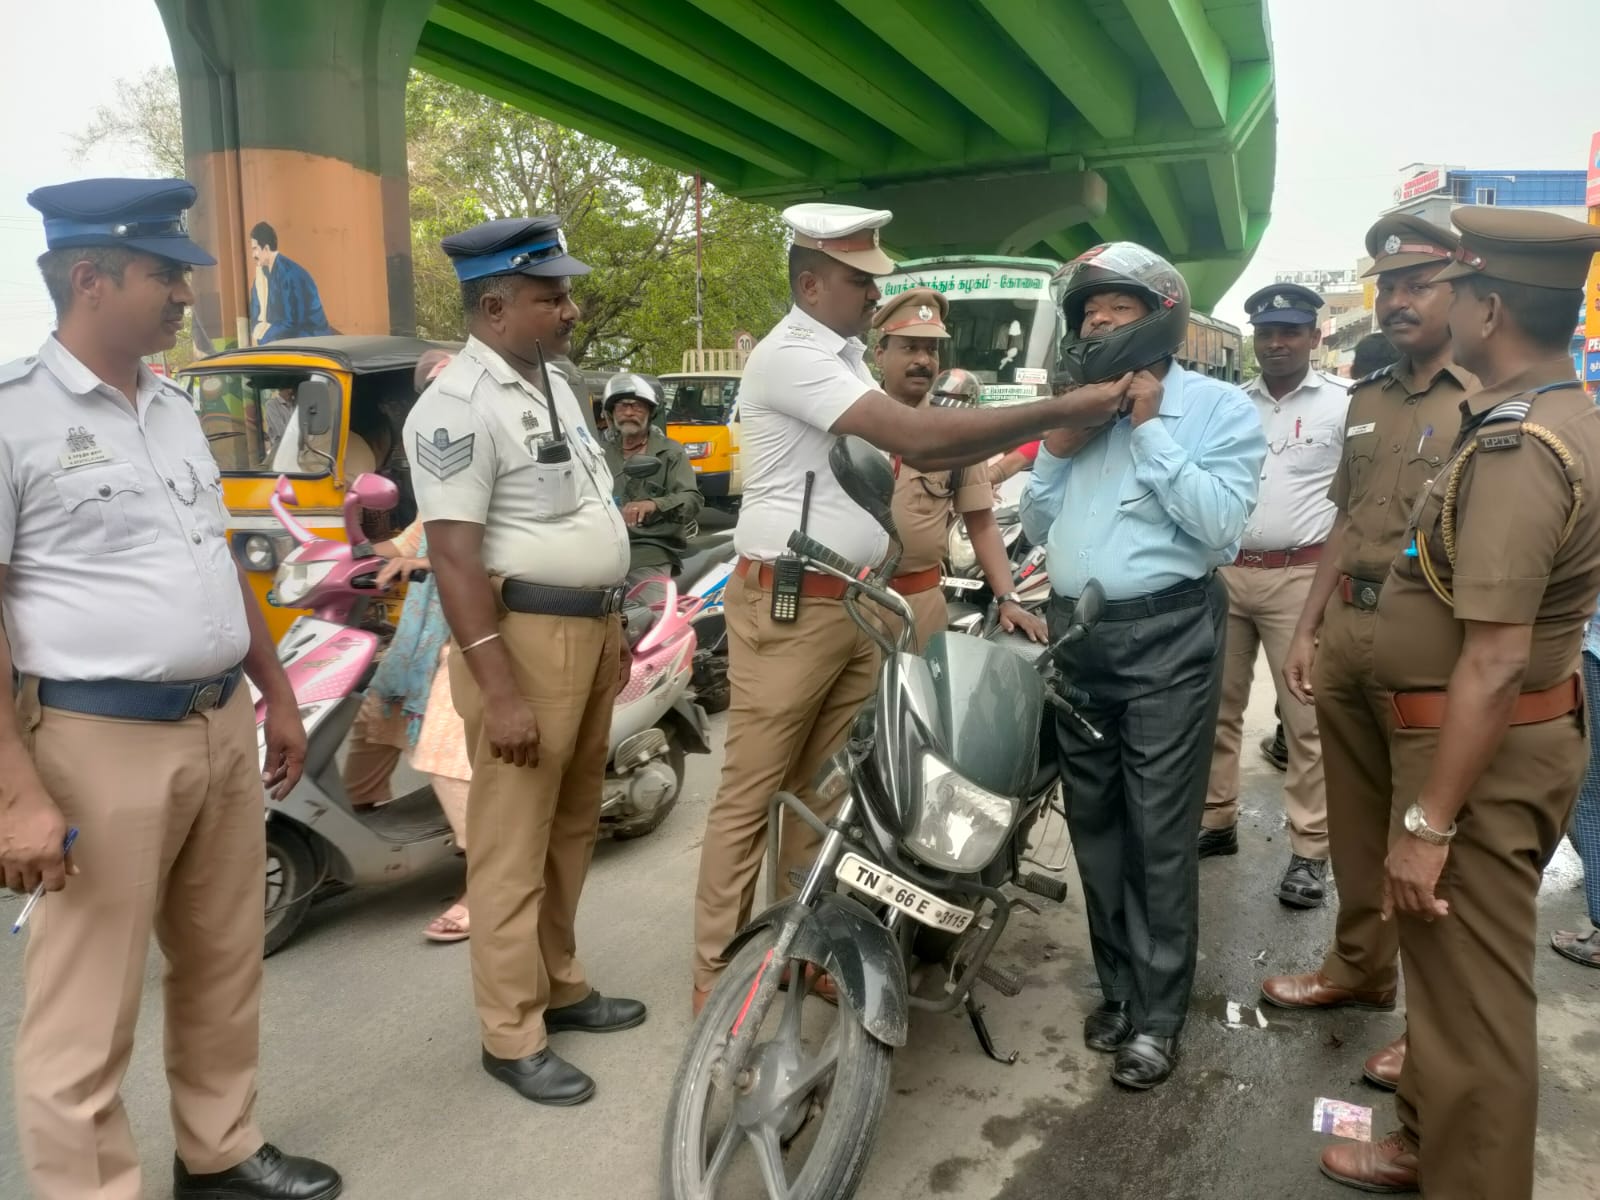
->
xmin=1240 ymin=551 xmax=1265 ymax=566
xmin=603 ymin=586 xmax=624 ymax=616
xmin=1359 ymin=585 xmax=1378 ymax=609
xmin=192 ymin=681 xmax=224 ymax=713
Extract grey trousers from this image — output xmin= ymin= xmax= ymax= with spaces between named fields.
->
xmin=1048 ymin=574 xmax=1227 ymax=1036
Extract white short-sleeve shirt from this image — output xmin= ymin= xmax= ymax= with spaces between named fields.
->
xmin=402 ymin=336 xmax=630 ymax=588
xmin=733 ymin=305 xmax=890 ymax=566
xmin=1241 ymin=369 xmax=1349 ymax=551
xmin=0 ymin=336 xmax=250 ymax=682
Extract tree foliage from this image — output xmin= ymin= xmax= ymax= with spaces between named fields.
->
xmin=75 ymin=66 xmax=792 ymax=375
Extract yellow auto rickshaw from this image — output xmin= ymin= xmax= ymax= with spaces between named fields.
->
xmin=177 ymin=335 xmax=456 ymax=639
xmin=659 ymin=348 xmax=747 ymax=510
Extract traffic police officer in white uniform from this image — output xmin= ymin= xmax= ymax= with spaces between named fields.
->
xmin=690 ymin=203 xmax=1150 ymax=1012
xmin=404 ymin=216 xmax=645 ymax=1107
xmin=1202 ymin=282 xmax=1348 ymax=908
xmin=0 ymin=179 xmax=339 ymax=1200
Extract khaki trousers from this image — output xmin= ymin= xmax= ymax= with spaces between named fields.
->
xmin=449 ymin=611 xmax=620 ymax=1059
xmin=12 ymin=686 xmax=265 ymax=1200
xmin=1389 ymin=713 xmax=1585 ymax=1199
xmin=691 ymin=569 xmax=881 ymax=990
xmin=1313 ymin=596 xmax=1403 ymax=990
xmin=1204 ymin=563 xmax=1328 ymax=858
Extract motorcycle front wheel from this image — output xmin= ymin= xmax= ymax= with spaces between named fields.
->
xmin=660 ymin=934 xmax=893 ymax=1200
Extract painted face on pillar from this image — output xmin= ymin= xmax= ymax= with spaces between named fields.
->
xmin=874 ymin=335 xmax=942 ymax=404
xmin=1254 ymin=322 xmax=1319 ymax=382
xmin=1376 ymin=265 xmax=1454 ymax=358
xmin=497 ymin=275 xmax=582 ymax=360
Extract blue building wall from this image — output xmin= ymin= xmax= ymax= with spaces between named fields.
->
xmin=1446 ymin=169 xmax=1586 ymax=208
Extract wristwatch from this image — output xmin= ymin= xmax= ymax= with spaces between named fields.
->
xmin=999 ymin=591 xmax=1023 ymax=607
xmin=1403 ymin=803 xmax=1456 ymax=845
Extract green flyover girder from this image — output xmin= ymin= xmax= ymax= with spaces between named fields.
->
xmin=683 ymin=0 xmax=967 ymax=159
xmin=521 ymin=0 xmax=889 ymax=168
xmin=431 ymin=1 xmax=813 ymax=179
xmin=836 ymin=0 xmax=1050 ymax=150
xmin=1123 ymin=161 xmax=1192 ymax=258
xmin=1120 ymin=0 xmax=1232 ymax=129
xmin=978 ymin=0 xmax=1138 ymax=140
xmin=1207 ymin=154 xmax=1246 ymax=252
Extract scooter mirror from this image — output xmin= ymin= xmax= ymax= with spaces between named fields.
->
xmin=829 ymin=436 xmax=898 ymax=538
xmin=1074 ymin=578 xmax=1106 ymax=630
xmin=274 ymin=476 xmax=298 ymax=506
xmin=622 ymin=455 xmax=662 ymax=479
xmin=349 ymin=472 xmax=400 ymax=513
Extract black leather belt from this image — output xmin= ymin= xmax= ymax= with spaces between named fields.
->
xmin=1052 ymin=575 xmax=1214 ymax=623
xmin=501 ymin=579 xmax=625 ymax=619
xmin=37 ymin=664 xmax=245 ymax=722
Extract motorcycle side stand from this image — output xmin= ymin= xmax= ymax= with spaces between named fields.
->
xmin=965 ymin=995 xmax=1018 ymax=1065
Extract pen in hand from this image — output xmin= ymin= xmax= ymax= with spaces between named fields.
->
xmin=9 ymin=827 xmax=78 ymax=935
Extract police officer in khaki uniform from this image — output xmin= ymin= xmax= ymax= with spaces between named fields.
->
xmin=1263 ymin=216 xmax=1475 ymax=1092
xmin=0 ymin=180 xmax=339 ymax=1200
xmin=690 ymin=204 xmax=1145 ymax=1012
xmin=1318 ymin=208 xmax=1600 ymax=1197
xmin=1202 ymin=283 xmax=1347 ymax=907
xmin=404 ymin=216 xmax=645 ymax=1107
xmin=871 ymin=288 xmax=1047 ymax=648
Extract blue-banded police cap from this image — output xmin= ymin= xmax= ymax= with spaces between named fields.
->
xmin=1244 ymin=282 xmax=1324 ymax=327
xmin=26 ymin=177 xmax=215 ymax=266
xmin=442 ymin=216 xmax=591 ymax=282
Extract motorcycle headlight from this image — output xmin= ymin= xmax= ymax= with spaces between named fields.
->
xmin=272 ymin=557 xmax=334 ymax=607
xmin=947 ymin=523 xmax=977 ymax=572
xmin=905 ymin=755 xmax=1018 ymax=873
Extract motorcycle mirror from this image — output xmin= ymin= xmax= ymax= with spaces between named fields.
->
xmin=349 ymin=472 xmax=400 ymax=514
xmin=1074 ymin=578 xmax=1106 ymax=630
xmin=294 ymin=377 xmax=334 ymax=438
xmin=622 ymin=455 xmax=661 ymax=479
xmin=829 ymin=436 xmax=898 ymax=537
xmin=274 ymin=476 xmax=299 ymax=506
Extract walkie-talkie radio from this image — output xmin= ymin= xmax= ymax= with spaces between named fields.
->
xmin=530 ymin=340 xmax=580 ymax=517
xmin=533 ymin=340 xmax=571 ymax=463
xmin=770 ymin=471 xmax=814 ymax=623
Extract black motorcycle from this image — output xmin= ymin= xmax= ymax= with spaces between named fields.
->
xmin=660 ymin=438 xmax=1104 ymax=1200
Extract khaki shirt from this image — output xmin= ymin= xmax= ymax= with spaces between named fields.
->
xmin=892 ymin=460 xmax=992 ymax=573
xmin=1374 ymin=357 xmax=1600 ymax=693
xmin=0 ymin=337 xmax=250 ymax=682
xmin=1329 ymin=360 xmax=1475 ymax=580
xmin=403 ymin=336 xmax=629 ymax=588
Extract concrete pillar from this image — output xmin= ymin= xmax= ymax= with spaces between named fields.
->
xmin=155 ymin=0 xmax=434 ymax=348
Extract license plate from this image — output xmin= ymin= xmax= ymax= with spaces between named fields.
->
xmin=942 ymin=576 xmax=984 ymax=592
xmin=835 ymin=852 xmax=975 ymax=932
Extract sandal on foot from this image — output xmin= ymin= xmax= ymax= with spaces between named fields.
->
xmin=1550 ymin=927 xmax=1600 ymax=967
xmin=425 ymin=903 xmax=470 ymax=943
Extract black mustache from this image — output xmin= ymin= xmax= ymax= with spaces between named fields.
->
xmin=1383 ymin=314 xmax=1419 ymax=326
xmin=906 ymin=369 xmax=934 ymax=379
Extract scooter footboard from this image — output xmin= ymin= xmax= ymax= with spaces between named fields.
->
xmin=722 ymin=893 xmax=909 ymax=1047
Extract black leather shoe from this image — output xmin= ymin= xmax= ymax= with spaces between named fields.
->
xmin=173 ymin=1144 xmax=341 ymax=1200
xmin=1198 ymin=825 xmax=1238 ymax=858
xmin=1260 ymin=726 xmax=1288 ymax=772
xmin=482 ymin=1047 xmax=596 ymax=1106
xmin=1083 ymin=1001 xmax=1133 ymax=1053
xmin=1278 ymin=855 xmax=1328 ymax=909
xmin=545 ymin=990 xmax=647 ymax=1034
xmin=1111 ymin=1034 xmax=1177 ymax=1090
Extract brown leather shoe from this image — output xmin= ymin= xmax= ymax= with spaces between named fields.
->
xmin=1319 ymin=1132 xmax=1419 ymax=1193
xmin=1363 ymin=1034 xmax=1405 ymax=1091
xmin=1260 ymin=971 xmax=1397 ymax=1011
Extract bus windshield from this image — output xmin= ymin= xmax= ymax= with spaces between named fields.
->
xmin=878 ymin=263 xmax=1059 ymax=390
xmin=661 ymin=375 xmax=739 ymax=425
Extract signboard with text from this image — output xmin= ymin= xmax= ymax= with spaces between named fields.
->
xmin=1395 ymin=167 xmax=1445 ymax=203
xmin=878 ymin=266 xmax=1051 ymax=301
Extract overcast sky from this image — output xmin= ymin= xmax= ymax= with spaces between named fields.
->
xmin=0 ymin=0 xmax=1592 ymax=362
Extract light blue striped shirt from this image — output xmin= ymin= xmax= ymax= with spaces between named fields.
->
xmin=1021 ymin=365 xmax=1266 ymax=600
xmin=1585 ymin=593 xmax=1600 ymax=661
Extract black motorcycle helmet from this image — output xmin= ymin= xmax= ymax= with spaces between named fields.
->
xmin=1051 ymin=242 xmax=1191 ymax=385
xmin=602 ymin=372 xmax=660 ymax=415
xmin=929 ymin=367 xmax=983 ymax=408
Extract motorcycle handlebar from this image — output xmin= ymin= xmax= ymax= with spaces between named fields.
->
xmin=787 ymin=531 xmax=863 ymax=581
xmin=784 ymin=531 xmax=917 ymax=654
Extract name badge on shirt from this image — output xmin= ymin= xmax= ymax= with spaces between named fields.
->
xmin=1346 ymin=422 xmax=1376 ymax=437
xmin=58 ymin=425 xmax=110 ymax=469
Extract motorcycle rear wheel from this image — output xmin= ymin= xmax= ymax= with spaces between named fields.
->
xmin=264 ymin=822 xmax=319 ymax=958
xmin=661 ymin=934 xmax=892 ymax=1200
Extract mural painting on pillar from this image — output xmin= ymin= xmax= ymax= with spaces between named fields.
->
xmin=247 ymin=220 xmax=335 ymax=344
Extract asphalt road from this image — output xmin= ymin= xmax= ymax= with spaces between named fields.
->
xmin=2 ymin=658 xmax=1597 ymax=1199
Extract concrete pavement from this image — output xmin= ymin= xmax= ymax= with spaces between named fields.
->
xmin=2 ymin=657 xmax=1598 ymax=1199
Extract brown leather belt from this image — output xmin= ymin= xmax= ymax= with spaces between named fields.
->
xmin=1390 ymin=674 xmax=1581 ymax=730
xmin=1234 ymin=544 xmax=1324 ymax=569
xmin=890 ymin=565 xmax=942 ymax=595
xmin=1340 ymin=575 xmax=1385 ymax=611
xmin=737 ymin=556 xmax=849 ymax=600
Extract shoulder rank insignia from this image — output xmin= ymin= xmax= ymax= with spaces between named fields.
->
xmin=1350 ymin=363 xmax=1394 ymax=393
xmin=416 ymin=427 xmax=475 ymax=480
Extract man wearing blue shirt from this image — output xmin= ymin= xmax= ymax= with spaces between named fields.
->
xmin=248 ymin=222 xmax=333 ymax=343
xmin=1022 ymin=243 xmax=1266 ymax=1090
xmin=1550 ymin=594 xmax=1600 ymax=967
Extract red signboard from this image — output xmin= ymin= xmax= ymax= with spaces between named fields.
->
xmin=1587 ymin=130 xmax=1600 ymax=208
xmin=1398 ymin=168 xmax=1443 ymax=203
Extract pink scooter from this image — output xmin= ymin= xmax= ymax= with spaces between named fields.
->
xmin=255 ymin=472 xmax=711 ymax=956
